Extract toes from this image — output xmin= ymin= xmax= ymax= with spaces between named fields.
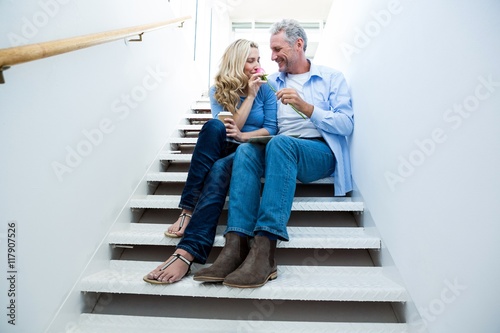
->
xmin=158 ymin=271 xmax=173 ymax=283
xmin=167 ymin=223 xmax=182 ymax=235
xmin=146 ymin=254 xmax=190 ymax=283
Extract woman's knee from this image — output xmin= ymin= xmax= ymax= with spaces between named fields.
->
xmin=211 ymin=156 xmax=234 ymax=176
xmin=201 ymin=119 xmax=226 ymax=135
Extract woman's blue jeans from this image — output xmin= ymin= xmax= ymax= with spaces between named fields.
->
xmin=176 ymin=119 xmax=238 ymax=264
xmin=226 ymin=135 xmax=336 ymax=241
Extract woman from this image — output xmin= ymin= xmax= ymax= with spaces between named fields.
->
xmin=143 ymin=39 xmax=277 ymax=284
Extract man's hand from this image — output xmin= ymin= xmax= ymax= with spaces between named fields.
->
xmin=276 ymin=88 xmax=314 ymax=117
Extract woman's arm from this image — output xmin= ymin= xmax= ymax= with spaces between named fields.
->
xmin=209 ymin=86 xmax=223 ymax=118
xmin=225 ymin=120 xmax=270 ymax=142
xmin=231 ymin=73 xmax=264 ymax=129
xmin=226 ymin=83 xmax=278 ymax=142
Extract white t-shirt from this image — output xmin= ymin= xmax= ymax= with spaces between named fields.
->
xmin=277 ymin=72 xmax=322 ymax=138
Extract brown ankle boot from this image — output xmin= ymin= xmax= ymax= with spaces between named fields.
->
xmin=193 ymin=232 xmax=249 ymax=282
xmin=223 ymin=235 xmax=277 ymax=288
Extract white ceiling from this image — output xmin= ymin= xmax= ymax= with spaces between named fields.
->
xmin=226 ymin=0 xmax=333 ymax=22
xmin=225 ymin=0 xmax=333 ymax=65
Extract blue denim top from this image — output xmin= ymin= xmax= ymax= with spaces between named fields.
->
xmin=209 ymin=84 xmax=278 ymax=136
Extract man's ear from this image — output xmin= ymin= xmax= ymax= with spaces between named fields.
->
xmin=296 ymin=38 xmax=304 ymax=51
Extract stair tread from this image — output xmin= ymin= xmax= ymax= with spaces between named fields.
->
xmin=75 ymin=314 xmax=410 ymax=333
xmin=190 ymin=101 xmax=210 ymax=111
xmin=178 ymin=124 xmax=203 ymax=131
xmin=147 ymin=171 xmax=189 ymax=182
xmin=80 ymin=261 xmax=407 ymax=302
xmin=130 ymin=195 xmax=364 ymax=211
xmin=158 ymin=152 xmax=193 ymax=161
xmin=146 ymin=171 xmax=335 ymax=184
xmin=167 ymin=137 xmax=198 ymax=144
xmin=182 ymin=113 xmax=213 ymax=120
xmin=108 ymin=224 xmax=380 ymax=249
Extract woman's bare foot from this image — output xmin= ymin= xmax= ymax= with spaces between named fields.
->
xmin=143 ymin=249 xmax=194 ymax=284
xmin=165 ymin=210 xmax=193 ymax=238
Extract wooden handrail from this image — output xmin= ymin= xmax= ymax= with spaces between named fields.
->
xmin=0 ymin=15 xmax=191 ymax=83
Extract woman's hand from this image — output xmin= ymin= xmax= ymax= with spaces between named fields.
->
xmin=247 ymin=72 xmax=265 ymax=98
xmin=224 ymin=118 xmax=248 ymax=142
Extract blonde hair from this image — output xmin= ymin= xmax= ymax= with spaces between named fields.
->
xmin=214 ymin=39 xmax=258 ymax=114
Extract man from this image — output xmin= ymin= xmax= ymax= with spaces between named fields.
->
xmin=194 ymin=19 xmax=354 ymax=288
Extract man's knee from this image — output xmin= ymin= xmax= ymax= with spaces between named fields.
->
xmin=267 ymin=135 xmax=294 ymax=154
xmin=234 ymin=143 xmax=265 ymax=169
xmin=236 ymin=143 xmax=259 ymax=159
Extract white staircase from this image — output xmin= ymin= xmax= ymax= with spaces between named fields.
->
xmin=75 ymin=96 xmax=411 ymax=332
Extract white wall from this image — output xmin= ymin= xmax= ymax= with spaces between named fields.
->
xmin=193 ymin=0 xmax=234 ymax=91
xmin=316 ymin=0 xmax=500 ymax=332
xmin=0 ymin=1 xmax=198 ymax=332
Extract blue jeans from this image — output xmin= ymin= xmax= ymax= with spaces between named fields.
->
xmin=226 ymin=135 xmax=336 ymax=241
xmin=176 ymin=119 xmax=238 ymax=263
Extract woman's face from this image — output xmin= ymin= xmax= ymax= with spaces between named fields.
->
xmin=243 ymin=47 xmax=261 ymax=78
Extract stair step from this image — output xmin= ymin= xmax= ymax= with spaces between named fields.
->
xmin=182 ymin=113 xmax=213 ymax=121
xmin=108 ymin=224 xmax=380 ymax=249
xmin=178 ymin=124 xmax=203 ymax=132
xmin=80 ymin=260 xmax=407 ymax=302
xmin=146 ymin=171 xmax=335 ymax=184
xmin=156 ymin=154 xmax=338 ymax=186
xmin=190 ymin=101 xmax=211 ymax=112
xmin=74 ymin=314 xmax=410 ymax=333
xmin=158 ymin=152 xmax=193 ymax=162
xmin=167 ymin=137 xmax=198 ymax=145
xmin=130 ymin=195 xmax=364 ymax=211
xmin=147 ymin=172 xmax=189 ymax=182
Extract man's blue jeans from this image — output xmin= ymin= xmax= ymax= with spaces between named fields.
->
xmin=176 ymin=119 xmax=237 ymax=263
xmin=226 ymin=135 xmax=336 ymax=241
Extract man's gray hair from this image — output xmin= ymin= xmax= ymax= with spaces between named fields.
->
xmin=270 ymin=19 xmax=308 ymax=52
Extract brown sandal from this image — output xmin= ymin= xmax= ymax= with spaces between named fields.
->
xmin=143 ymin=253 xmax=192 ymax=284
xmin=164 ymin=213 xmax=192 ymax=238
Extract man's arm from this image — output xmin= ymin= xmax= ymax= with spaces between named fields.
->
xmin=309 ymin=72 xmax=354 ymax=137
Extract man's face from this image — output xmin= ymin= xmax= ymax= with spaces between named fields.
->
xmin=270 ymin=31 xmax=298 ymax=73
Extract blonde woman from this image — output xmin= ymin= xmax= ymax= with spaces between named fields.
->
xmin=144 ymin=39 xmax=277 ymax=284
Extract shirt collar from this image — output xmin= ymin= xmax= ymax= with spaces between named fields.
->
xmin=276 ymin=60 xmax=321 ymax=84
